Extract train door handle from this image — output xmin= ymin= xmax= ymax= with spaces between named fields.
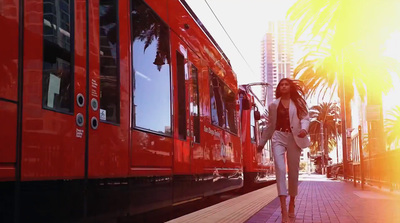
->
xmin=76 ymin=93 xmax=85 ymax=107
xmin=91 ymin=117 xmax=99 ymax=130
xmin=91 ymin=98 xmax=98 ymax=111
xmin=76 ymin=113 xmax=84 ymax=127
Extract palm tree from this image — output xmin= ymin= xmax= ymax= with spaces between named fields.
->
xmin=385 ymin=106 xmax=400 ymax=149
xmin=308 ymin=102 xmax=340 ymax=155
xmin=287 ymin=0 xmax=400 ymax=164
xmin=295 ymin=43 xmax=400 ymax=151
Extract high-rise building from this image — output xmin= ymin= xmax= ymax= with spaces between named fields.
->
xmin=261 ymin=21 xmax=294 ymax=106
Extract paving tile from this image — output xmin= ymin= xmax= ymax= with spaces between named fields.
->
xmin=246 ymin=174 xmax=400 ymax=223
xmin=168 ymin=174 xmax=400 ymax=223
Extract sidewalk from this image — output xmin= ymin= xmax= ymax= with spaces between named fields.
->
xmin=246 ymin=173 xmax=400 ymax=223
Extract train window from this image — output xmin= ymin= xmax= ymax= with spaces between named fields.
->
xmin=176 ymin=52 xmax=186 ymax=140
xmin=250 ymin=106 xmax=256 ymax=142
xmin=191 ymin=65 xmax=200 ymax=143
xmin=223 ymin=84 xmax=237 ymax=134
xmin=42 ymin=0 xmax=74 ymax=113
xmin=131 ymin=0 xmax=171 ymax=135
xmin=209 ymin=71 xmax=238 ymax=134
xmin=99 ymin=0 xmax=120 ymax=123
xmin=210 ymin=71 xmax=224 ymax=128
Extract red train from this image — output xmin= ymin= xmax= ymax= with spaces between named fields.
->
xmin=239 ymin=84 xmax=275 ymax=190
xmin=0 ymin=0 xmax=274 ymax=222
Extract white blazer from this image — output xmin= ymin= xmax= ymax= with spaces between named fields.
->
xmin=260 ymin=98 xmax=310 ymax=149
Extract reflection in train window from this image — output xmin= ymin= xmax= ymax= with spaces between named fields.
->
xmin=176 ymin=52 xmax=186 ymax=140
xmin=131 ymin=0 xmax=171 ymax=135
xmin=209 ymin=71 xmax=237 ymax=134
xmin=191 ymin=65 xmax=200 ymax=143
xmin=210 ymin=71 xmax=224 ymax=128
xmin=99 ymin=0 xmax=120 ymax=123
xmin=42 ymin=0 xmax=74 ymax=113
xmin=223 ymin=84 xmax=237 ymax=134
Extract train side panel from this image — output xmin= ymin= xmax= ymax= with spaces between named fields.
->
xmin=0 ymin=0 xmax=244 ymax=221
xmin=0 ymin=0 xmax=19 ymax=181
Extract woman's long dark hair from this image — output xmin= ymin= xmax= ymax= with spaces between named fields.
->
xmin=276 ymin=78 xmax=308 ymax=119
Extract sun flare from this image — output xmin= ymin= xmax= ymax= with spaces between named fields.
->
xmin=383 ymin=32 xmax=400 ymax=113
xmin=384 ymin=32 xmax=400 ymax=62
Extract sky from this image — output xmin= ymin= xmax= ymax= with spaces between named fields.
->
xmin=185 ymin=0 xmax=297 ymax=85
xmin=185 ymin=0 xmax=400 ymax=112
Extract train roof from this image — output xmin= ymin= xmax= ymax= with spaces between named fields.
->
xmin=180 ymin=0 xmax=232 ymax=69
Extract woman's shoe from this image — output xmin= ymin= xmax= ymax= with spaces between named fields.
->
xmin=288 ymin=204 xmax=295 ymax=218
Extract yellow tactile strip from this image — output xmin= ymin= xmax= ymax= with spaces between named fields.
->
xmin=166 ymin=184 xmax=278 ymax=223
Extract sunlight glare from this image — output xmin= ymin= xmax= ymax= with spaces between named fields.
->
xmin=384 ymin=32 xmax=400 ymax=61
xmin=382 ymin=32 xmax=400 ymax=113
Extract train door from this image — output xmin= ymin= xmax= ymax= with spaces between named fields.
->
xmin=18 ymin=0 xmax=130 ymax=219
xmin=0 ymin=1 xmax=19 ymax=220
xmin=22 ymin=0 xmax=87 ymax=180
xmin=0 ymin=0 xmax=19 ymax=181
xmin=9 ymin=1 xmax=90 ymax=221
xmin=22 ymin=0 xmax=130 ymax=180
xmin=86 ymin=0 xmax=129 ymax=178
xmin=188 ymin=54 xmax=203 ymax=175
xmin=170 ymin=29 xmax=206 ymax=201
xmin=170 ymin=35 xmax=203 ymax=173
xmin=170 ymin=34 xmax=192 ymax=175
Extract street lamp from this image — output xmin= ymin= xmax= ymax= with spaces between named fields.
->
xmin=335 ymin=120 xmax=339 ymax=163
xmin=319 ymin=121 xmax=325 ymax=175
xmin=313 ymin=119 xmax=325 ymax=175
xmin=332 ymin=102 xmax=341 ymax=164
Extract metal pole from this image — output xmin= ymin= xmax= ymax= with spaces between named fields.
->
xmin=336 ymin=117 xmax=339 ymax=164
xmin=358 ymin=125 xmax=364 ymax=189
xmin=340 ymin=49 xmax=348 ymax=180
xmin=320 ymin=122 xmax=325 ymax=175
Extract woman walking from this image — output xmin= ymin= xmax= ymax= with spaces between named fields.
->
xmin=258 ymin=78 xmax=310 ymax=222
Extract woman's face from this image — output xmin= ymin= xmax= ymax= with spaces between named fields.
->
xmin=279 ymin=80 xmax=290 ymax=95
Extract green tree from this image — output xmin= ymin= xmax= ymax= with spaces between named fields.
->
xmin=308 ymin=102 xmax=340 ymax=155
xmin=294 ymin=44 xmax=400 ymax=153
xmin=385 ymin=106 xmax=400 ymax=149
xmin=288 ymin=0 xmax=400 ymax=157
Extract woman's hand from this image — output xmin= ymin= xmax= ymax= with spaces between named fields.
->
xmin=298 ymin=129 xmax=307 ymax=138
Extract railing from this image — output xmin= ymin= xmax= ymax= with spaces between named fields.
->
xmin=363 ymin=148 xmax=400 ymax=190
xmin=345 ymin=125 xmax=400 ymax=191
xmin=346 ymin=126 xmax=363 ymax=187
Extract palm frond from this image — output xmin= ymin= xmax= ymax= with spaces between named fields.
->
xmin=385 ymin=106 xmax=400 ymax=148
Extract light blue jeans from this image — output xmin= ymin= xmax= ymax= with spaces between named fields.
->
xmin=272 ymin=130 xmax=302 ymax=196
